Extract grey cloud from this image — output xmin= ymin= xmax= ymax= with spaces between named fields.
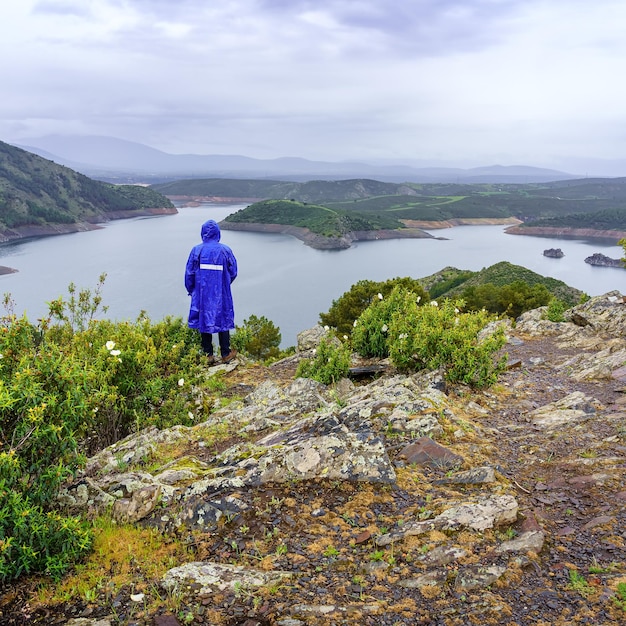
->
xmin=32 ymin=0 xmax=92 ymax=17
xmin=256 ymin=0 xmax=525 ymax=55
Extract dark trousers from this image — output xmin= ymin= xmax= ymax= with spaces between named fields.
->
xmin=200 ymin=331 xmax=230 ymax=357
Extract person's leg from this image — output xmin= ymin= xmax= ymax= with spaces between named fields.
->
xmin=218 ymin=331 xmax=231 ymax=358
xmin=200 ymin=332 xmax=214 ymax=356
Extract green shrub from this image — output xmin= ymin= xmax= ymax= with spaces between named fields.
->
xmin=544 ymin=298 xmax=567 ymax=322
xmin=320 ymin=277 xmax=429 ymax=336
xmin=232 ymin=314 xmax=282 ymax=361
xmin=428 ymin=270 xmax=474 ymax=299
xmin=614 ymin=581 xmax=626 ymax=611
xmin=296 ymin=338 xmax=351 ymax=385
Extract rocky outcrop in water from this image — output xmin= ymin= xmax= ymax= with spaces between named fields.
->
xmin=543 ymin=247 xmax=564 ymax=258
xmin=584 ymin=252 xmax=624 ymax=268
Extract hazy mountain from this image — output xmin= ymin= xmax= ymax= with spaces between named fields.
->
xmin=14 ymin=135 xmax=579 ymax=184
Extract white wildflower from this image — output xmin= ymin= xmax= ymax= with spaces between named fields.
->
xmin=377 ymin=293 xmax=383 ymax=300
xmin=381 ymin=324 xmax=388 ymax=332
xmin=343 ymin=335 xmax=348 ymax=341
xmin=188 ymin=411 xmax=194 ymax=420
xmin=399 ymin=333 xmax=408 ymax=340
xmin=430 ymin=301 xmax=438 ymax=307
xmin=130 ymin=593 xmax=145 ymax=602
xmin=324 ymin=325 xmax=330 ymax=331
xmin=455 ymin=318 xmax=460 ymax=325
xmin=416 ymin=296 xmax=421 ymax=303
xmin=353 ymin=320 xmax=358 ymax=327
xmin=105 ymin=340 xmax=115 ymax=350
xmin=454 ymin=308 xmax=460 ymax=314
xmin=110 ymin=349 xmax=121 ymax=356
xmin=178 ymin=378 xmax=184 ymax=386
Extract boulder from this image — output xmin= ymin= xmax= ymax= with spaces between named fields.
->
xmin=565 ymin=290 xmax=626 ymax=337
xmin=296 ymin=325 xmax=340 ymax=352
xmin=543 ymin=248 xmax=564 ymax=258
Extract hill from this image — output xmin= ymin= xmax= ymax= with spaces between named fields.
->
xmin=0 ymin=140 xmax=175 ymax=241
xmin=419 ymin=261 xmax=584 ymax=305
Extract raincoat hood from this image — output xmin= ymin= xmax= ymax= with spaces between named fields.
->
xmin=201 ymin=220 xmax=221 ymax=243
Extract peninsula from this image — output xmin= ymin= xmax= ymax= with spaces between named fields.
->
xmin=220 ymin=199 xmax=435 ymax=249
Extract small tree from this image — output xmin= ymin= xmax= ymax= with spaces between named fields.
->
xmin=232 ymin=314 xmax=281 ymax=361
xmin=619 ymin=238 xmax=626 ymax=266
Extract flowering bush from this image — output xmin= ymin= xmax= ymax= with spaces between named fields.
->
xmin=388 ymin=296 xmax=507 ymax=387
xmin=352 ymin=288 xmax=507 ymax=388
xmin=0 ymin=280 xmax=221 ymax=581
xmin=351 ymin=287 xmax=423 ymax=358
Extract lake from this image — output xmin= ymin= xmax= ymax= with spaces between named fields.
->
xmin=0 ymin=203 xmax=623 ymax=347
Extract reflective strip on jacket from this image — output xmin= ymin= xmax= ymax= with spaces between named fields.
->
xmin=185 ymin=220 xmax=238 ymax=333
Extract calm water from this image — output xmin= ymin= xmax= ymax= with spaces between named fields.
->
xmin=0 ymin=203 xmax=623 ymax=347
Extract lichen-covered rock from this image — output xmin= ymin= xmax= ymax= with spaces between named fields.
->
xmin=454 ymin=564 xmax=507 ymax=591
xmin=161 ymin=561 xmax=291 ymax=595
xmin=376 ymin=494 xmax=518 ymax=545
xmin=529 ymin=391 xmax=601 ymax=429
xmin=296 ymin=325 xmax=340 ymax=352
xmin=496 ymin=530 xmax=545 ymax=554
xmin=564 ymin=291 xmax=626 ymax=337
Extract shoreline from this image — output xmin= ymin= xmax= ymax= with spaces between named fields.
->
xmin=400 ymin=217 xmax=521 ymax=229
xmin=504 ymin=224 xmax=626 ymax=242
xmin=219 ymin=217 xmax=626 ymax=250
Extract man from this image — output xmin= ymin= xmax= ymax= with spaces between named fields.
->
xmin=185 ymin=219 xmax=238 ymax=364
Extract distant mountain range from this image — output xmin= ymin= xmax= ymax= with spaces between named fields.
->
xmin=13 ymin=135 xmax=580 ymax=184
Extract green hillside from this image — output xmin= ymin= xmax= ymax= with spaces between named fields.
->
xmin=153 ymin=176 xmax=626 ymax=230
xmin=519 ymin=207 xmax=626 ymax=231
xmin=419 ymin=261 xmax=583 ymax=305
xmin=223 ymin=199 xmax=403 ymax=237
xmin=0 ymin=141 xmax=174 ymax=231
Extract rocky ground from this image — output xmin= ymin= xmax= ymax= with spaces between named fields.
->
xmin=1 ymin=293 xmax=625 ymax=626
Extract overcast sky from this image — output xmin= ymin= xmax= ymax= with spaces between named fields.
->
xmin=2 ymin=0 xmax=626 ymax=173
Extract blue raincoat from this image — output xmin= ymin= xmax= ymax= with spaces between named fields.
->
xmin=185 ymin=220 xmax=238 ymax=333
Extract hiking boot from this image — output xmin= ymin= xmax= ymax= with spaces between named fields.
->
xmin=221 ymin=349 xmax=237 ymax=363
xmin=206 ymin=355 xmax=216 ymax=366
